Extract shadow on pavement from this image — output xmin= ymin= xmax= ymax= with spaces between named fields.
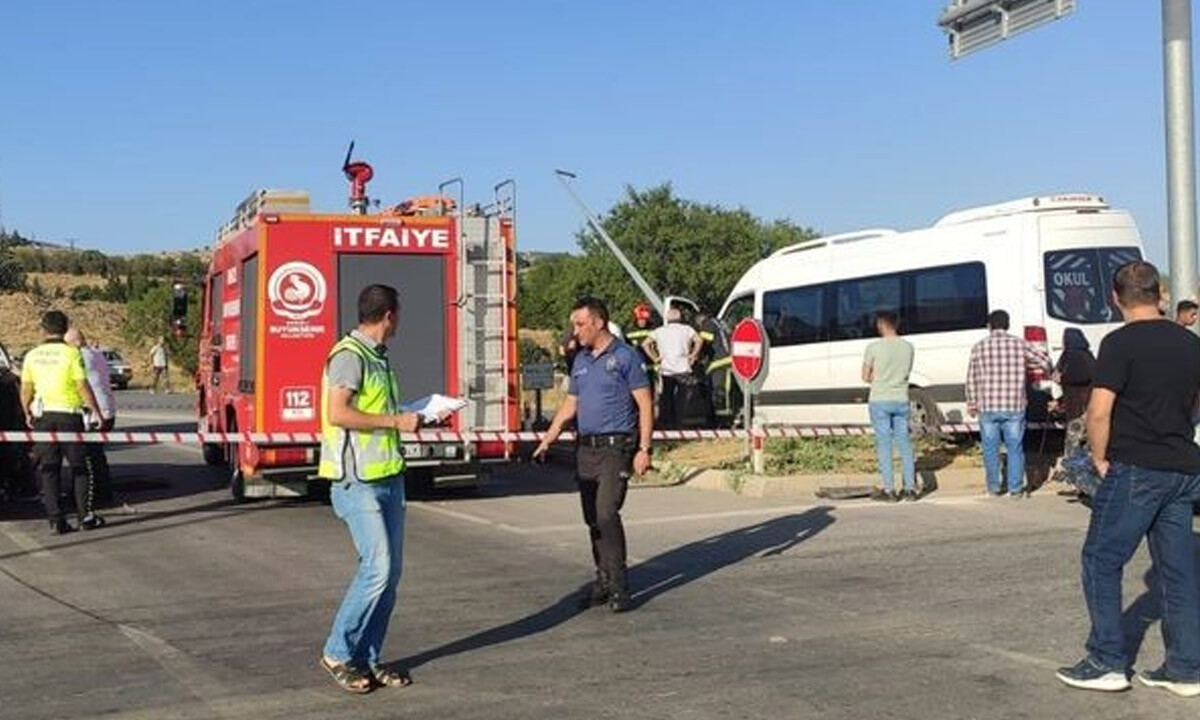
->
xmin=395 ymin=506 xmax=836 ymax=673
xmin=628 ymin=506 xmax=836 ymax=608
xmin=0 ymin=496 xmax=270 ymax=561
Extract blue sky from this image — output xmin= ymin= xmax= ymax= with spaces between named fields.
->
xmin=0 ymin=2 xmax=1177 ymax=264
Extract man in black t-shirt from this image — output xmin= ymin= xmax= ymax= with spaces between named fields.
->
xmin=1056 ymin=261 xmax=1200 ymax=697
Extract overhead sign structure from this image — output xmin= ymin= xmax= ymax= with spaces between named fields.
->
xmin=730 ymin=319 xmax=768 ymax=385
xmin=938 ymin=0 xmax=1076 ymax=59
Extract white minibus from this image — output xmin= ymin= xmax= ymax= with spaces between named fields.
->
xmin=717 ymin=194 xmax=1145 ymax=429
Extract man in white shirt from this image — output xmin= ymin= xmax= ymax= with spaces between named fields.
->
xmin=643 ymin=308 xmax=701 ymax=429
xmin=66 ymin=329 xmax=115 ymax=504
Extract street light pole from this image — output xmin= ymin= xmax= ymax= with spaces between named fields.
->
xmin=1164 ymin=0 xmax=1198 ymax=310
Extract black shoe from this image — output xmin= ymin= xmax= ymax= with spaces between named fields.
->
xmin=869 ymin=489 xmax=897 ymax=503
xmin=608 ymin=569 xmax=632 ymax=613
xmin=900 ymin=490 xmax=919 ymax=502
xmin=608 ymin=588 xmax=632 ymax=613
xmin=79 ymin=513 xmax=106 ymax=530
xmin=49 ymin=518 xmax=74 ymax=535
xmin=580 ymin=572 xmax=610 ymax=609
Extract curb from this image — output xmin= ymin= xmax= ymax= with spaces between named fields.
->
xmin=668 ymin=465 xmax=987 ymax=501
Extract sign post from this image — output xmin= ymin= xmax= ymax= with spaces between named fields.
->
xmin=729 ymin=319 xmax=770 ymax=474
xmin=520 ymin=362 xmax=555 ymax=428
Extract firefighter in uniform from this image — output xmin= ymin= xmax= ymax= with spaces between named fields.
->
xmin=534 ymin=297 xmax=653 ymax=613
xmin=19 ymin=311 xmax=105 ymax=534
xmin=624 ymin=303 xmax=658 ymax=395
xmin=694 ymin=312 xmax=735 ymax=427
xmin=318 ymin=284 xmax=429 ymax=694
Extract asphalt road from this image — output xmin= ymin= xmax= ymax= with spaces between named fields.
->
xmin=113 ymin=389 xmax=195 ymax=415
xmin=0 ymin=405 xmax=1195 ymax=719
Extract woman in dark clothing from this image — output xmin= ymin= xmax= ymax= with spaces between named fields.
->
xmin=1052 ymin=327 xmax=1095 ymax=468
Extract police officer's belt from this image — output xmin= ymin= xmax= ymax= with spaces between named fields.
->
xmin=578 ymin=433 xmax=636 ymax=448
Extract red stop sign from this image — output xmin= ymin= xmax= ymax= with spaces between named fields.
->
xmin=730 ymin=318 xmax=767 ymax=383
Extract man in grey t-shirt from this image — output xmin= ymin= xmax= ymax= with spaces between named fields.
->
xmin=862 ymin=310 xmax=916 ymax=502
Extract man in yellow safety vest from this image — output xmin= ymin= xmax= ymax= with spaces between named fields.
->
xmin=317 ymin=284 xmax=432 ymax=694
xmin=19 ymin=311 xmax=105 ymax=534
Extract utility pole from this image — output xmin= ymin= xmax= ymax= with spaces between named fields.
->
xmin=1164 ymin=0 xmax=1198 ymax=309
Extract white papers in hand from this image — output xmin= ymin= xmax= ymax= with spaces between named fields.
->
xmin=401 ymin=394 xmax=468 ymax=423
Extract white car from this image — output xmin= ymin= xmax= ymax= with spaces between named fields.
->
xmin=103 ymin=349 xmax=134 ymax=390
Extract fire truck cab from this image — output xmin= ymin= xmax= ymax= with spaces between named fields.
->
xmin=197 ymin=173 xmax=518 ymax=500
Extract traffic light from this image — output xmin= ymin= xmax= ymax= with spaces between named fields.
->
xmin=171 ymin=283 xmax=188 ymax=338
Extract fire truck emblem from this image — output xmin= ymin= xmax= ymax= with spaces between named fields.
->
xmin=268 ymin=262 xmax=326 ymax=321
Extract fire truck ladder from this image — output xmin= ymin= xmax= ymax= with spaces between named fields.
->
xmin=453 ymin=179 xmax=515 ymax=436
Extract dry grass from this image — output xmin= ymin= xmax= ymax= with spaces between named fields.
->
xmin=0 ymin=276 xmax=192 ymax=391
xmin=25 ymin=272 xmax=104 ymax=293
xmin=651 ymin=433 xmax=986 ymax=476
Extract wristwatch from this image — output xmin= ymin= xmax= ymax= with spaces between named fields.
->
xmin=638 ymin=446 xmax=652 ymax=455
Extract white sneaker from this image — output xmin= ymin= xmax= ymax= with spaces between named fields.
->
xmin=1138 ymin=667 xmax=1200 ymax=698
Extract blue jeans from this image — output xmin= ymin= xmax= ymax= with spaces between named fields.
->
xmin=869 ymin=401 xmax=915 ymax=492
xmin=1082 ymin=462 xmax=1200 ymax=678
xmin=979 ymin=411 xmax=1025 ymax=494
xmin=323 ymin=475 xmax=406 ymax=668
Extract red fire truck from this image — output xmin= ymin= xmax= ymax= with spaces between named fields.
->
xmin=196 ymin=155 xmax=519 ymax=500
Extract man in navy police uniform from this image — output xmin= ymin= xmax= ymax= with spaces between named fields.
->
xmin=535 ymin=297 xmax=654 ymax=612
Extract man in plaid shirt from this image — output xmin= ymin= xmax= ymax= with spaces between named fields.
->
xmin=966 ymin=309 xmax=1053 ymax=497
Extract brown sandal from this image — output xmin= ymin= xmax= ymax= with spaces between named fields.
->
xmin=320 ymin=656 xmax=373 ymax=694
xmin=372 ymin=665 xmax=413 ymax=688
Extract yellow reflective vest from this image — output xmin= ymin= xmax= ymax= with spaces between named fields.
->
xmin=317 ymin=335 xmax=406 ymax=481
xmin=20 ymin=340 xmax=86 ymax=413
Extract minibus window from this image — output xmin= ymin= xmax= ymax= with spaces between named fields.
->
xmin=907 ymin=262 xmax=987 ymax=334
xmin=1044 ymin=247 xmax=1142 ymax=324
xmin=720 ymin=295 xmax=755 ymax=327
xmin=763 ymin=285 xmax=826 ymax=347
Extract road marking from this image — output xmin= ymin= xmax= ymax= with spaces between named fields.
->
xmin=0 ymin=524 xmax=51 ymax=559
xmin=118 ymin=624 xmax=232 ymax=702
xmin=745 ymin=586 xmax=863 ymax=619
xmin=970 ymin=643 xmax=1061 ymax=671
xmin=58 ymin=686 xmax=339 ymax=720
xmin=631 ymin=573 xmax=685 ymax=600
xmin=0 ymin=526 xmax=239 ymax=711
xmin=412 ymin=494 xmax=1005 ymax=536
xmin=412 ymin=501 xmax=834 ymax=535
xmin=412 ymin=490 xmax=1045 ymax=538
xmin=410 ymin=502 xmax=528 ymax=534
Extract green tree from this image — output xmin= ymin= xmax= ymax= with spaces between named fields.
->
xmin=518 ymin=183 xmax=818 ymax=330
xmin=0 ymin=247 xmax=26 ymax=291
xmin=519 ymin=337 xmax=551 ymax=365
xmin=123 ymin=283 xmax=202 ymax=376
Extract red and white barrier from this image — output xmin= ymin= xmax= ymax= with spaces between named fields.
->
xmin=0 ymin=422 xmax=1062 ymax=445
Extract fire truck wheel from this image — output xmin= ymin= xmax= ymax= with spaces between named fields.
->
xmin=203 ymin=443 xmax=226 ymax=466
xmin=225 ymin=439 xmax=247 ymax=502
xmin=307 ymin=480 xmax=331 ymax=505
xmin=405 ymin=469 xmax=435 ymax=498
xmin=229 ymin=463 xmax=246 ymax=503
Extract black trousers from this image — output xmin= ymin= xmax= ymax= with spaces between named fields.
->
xmin=86 ymin=417 xmax=114 ymax=504
xmin=658 ymin=374 xmax=683 ymax=429
xmin=33 ymin=412 xmax=94 ymax=522
xmin=576 ymin=444 xmax=633 ymax=580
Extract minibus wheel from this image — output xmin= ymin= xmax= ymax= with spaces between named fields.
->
xmin=909 ymin=390 xmax=943 ymax=436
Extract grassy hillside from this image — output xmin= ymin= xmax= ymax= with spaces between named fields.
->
xmin=1 ymin=273 xmax=193 ymax=392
